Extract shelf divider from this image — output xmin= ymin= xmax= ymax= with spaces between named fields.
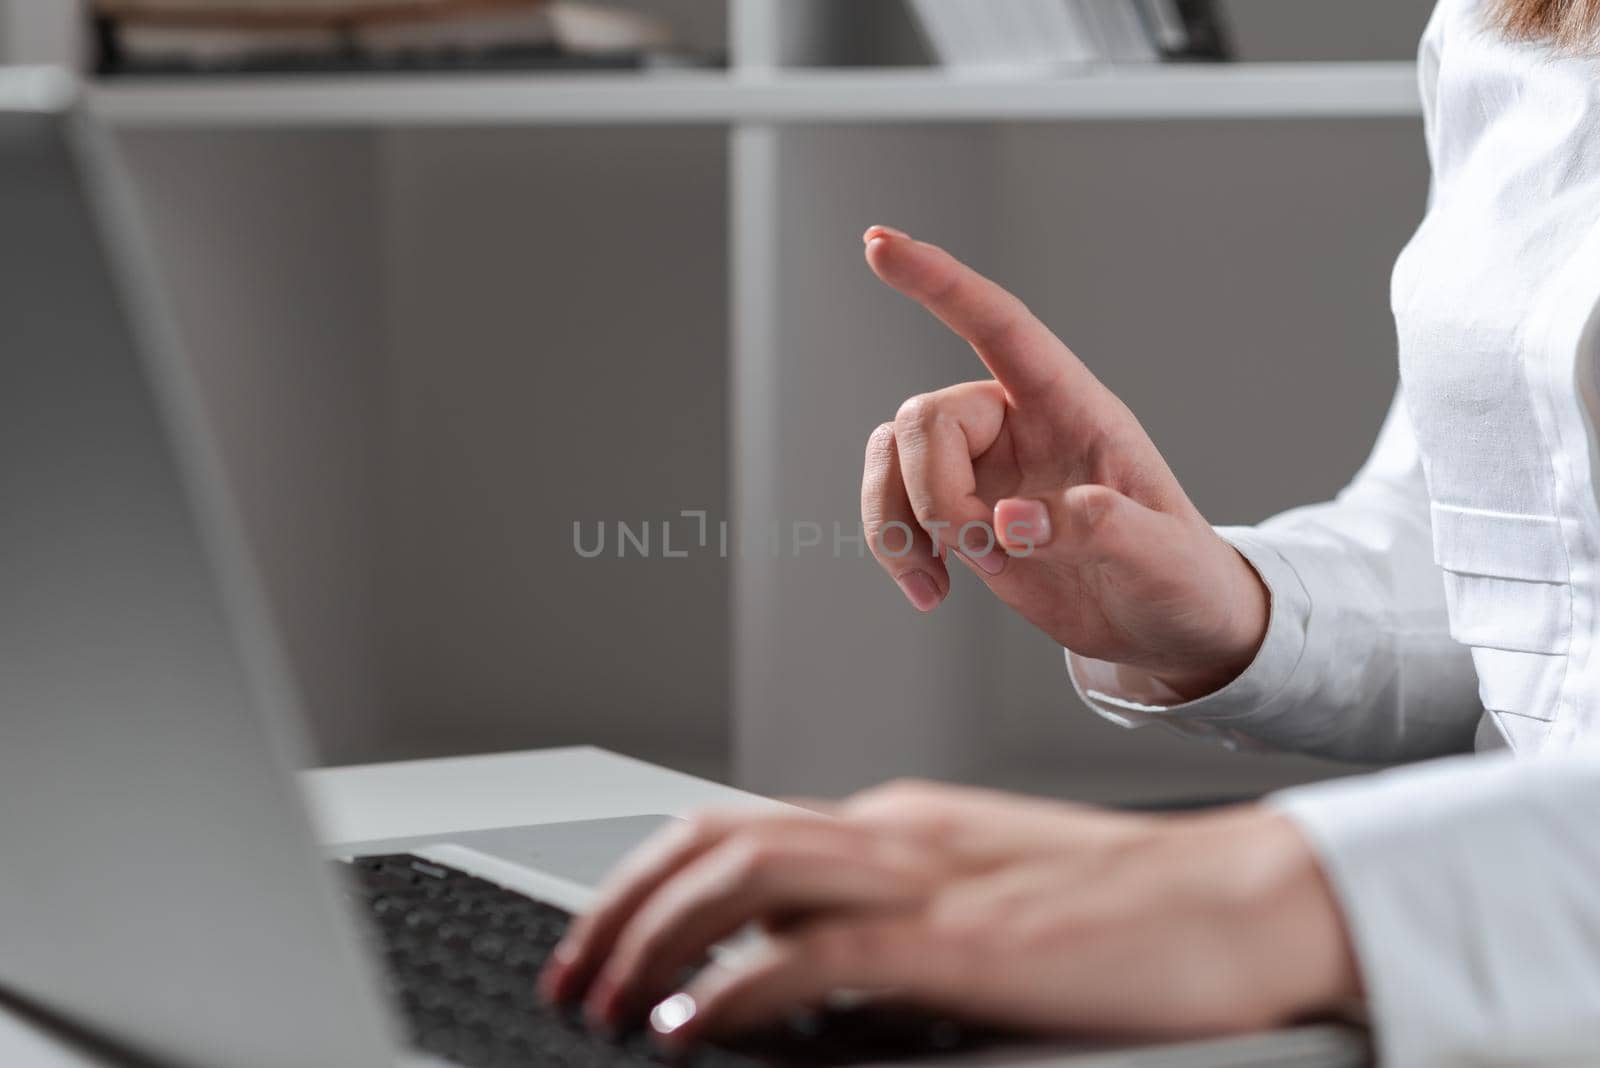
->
xmin=90 ymin=63 xmax=1421 ymax=129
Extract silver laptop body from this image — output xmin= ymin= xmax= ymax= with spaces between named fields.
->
xmin=0 ymin=68 xmax=400 ymax=1067
xmin=0 ymin=70 xmax=1367 ymax=1068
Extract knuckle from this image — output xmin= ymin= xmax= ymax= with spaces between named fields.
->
xmin=680 ymin=810 xmax=718 ymax=841
xmin=846 ymin=778 xmax=944 ymax=817
xmin=864 ymin=422 xmax=896 ymax=464
xmin=679 ymin=809 xmax=730 ymax=849
xmin=855 ymin=777 xmax=939 ymax=804
xmin=894 ymin=393 xmax=944 ymax=437
xmin=904 ymin=492 xmax=940 ymax=530
xmin=618 ymin=915 xmax=671 ymax=968
xmin=721 ymin=833 xmax=781 ymax=889
xmin=861 ymin=516 xmax=889 ymax=554
xmin=921 ymin=265 xmax=963 ymax=307
xmin=863 ymin=518 xmax=909 ymax=563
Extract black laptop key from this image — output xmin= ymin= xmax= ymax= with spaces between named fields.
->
xmin=342 ymin=854 xmax=999 ymax=1068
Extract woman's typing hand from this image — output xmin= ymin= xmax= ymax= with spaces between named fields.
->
xmin=858 ymin=227 xmax=1267 ymax=700
xmin=536 ymin=782 xmax=1358 ymax=1051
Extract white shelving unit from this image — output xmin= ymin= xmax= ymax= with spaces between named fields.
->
xmin=5 ymin=0 xmax=1434 ymax=802
xmin=90 ymin=63 xmax=1420 ymax=127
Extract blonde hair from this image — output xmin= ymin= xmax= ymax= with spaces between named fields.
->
xmin=1492 ymin=0 xmax=1600 ymax=48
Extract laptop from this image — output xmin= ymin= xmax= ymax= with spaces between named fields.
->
xmin=0 ymin=68 xmax=1370 ymax=1068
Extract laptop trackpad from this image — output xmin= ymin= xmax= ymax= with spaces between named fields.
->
xmin=337 ymin=815 xmax=679 ymax=889
xmin=444 ymin=816 xmax=677 ymax=887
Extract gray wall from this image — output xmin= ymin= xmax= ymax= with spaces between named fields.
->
xmin=115 ymin=130 xmax=388 ymax=766
xmin=375 ymin=128 xmax=730 ymax=771
xmin=1225 ymin=0 xmax=1435 ymax=61
xmin=0 ymin=2 xmax=80 ymax=67
xmin=734 ymin=124 xmax=1008 ymax=794
xmin=116 ymin=127 xmax=733 ymax=772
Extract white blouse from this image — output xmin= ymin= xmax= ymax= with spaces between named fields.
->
xmin=1071 ymin=1 xmax=1600 ymax=1063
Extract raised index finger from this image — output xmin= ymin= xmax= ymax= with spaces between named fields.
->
xmin=863 ymin=227 xmax=1090 ymax=403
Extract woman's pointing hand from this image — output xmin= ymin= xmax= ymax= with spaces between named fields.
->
xmin=859 ymin=226 xmax=1267 ymax=700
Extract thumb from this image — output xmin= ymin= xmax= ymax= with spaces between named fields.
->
xmin=994 ymin=484 xmax=1178 ymax=571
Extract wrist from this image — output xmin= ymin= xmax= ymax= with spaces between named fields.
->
xmin=1150 ymin=544 xmax=1271 ymax=702
xmin=1198 ymin=808 xmax=1362 ymax=1024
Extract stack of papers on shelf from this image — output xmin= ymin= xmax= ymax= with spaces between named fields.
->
xmin=908 ymin=0 xmax=1101 ymax=71
xmin=358 ymin=3 xmax=669 ymax=58
xmin=93 ymin=0 xmax=684 ymax=76
xmin=98 ymin=0 xmax=456 ymax=21
xmin=908 ymin=0 xmax=1229 ymax=72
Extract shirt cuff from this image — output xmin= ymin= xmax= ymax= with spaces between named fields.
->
xmin=1268 ymin=752 xmax=1600 ymax=1067
xmin=1066 ymin=527 xmax=1312 ymax=749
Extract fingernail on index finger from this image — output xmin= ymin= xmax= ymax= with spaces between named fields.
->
xmin=863 ymin=224 xmax=909 ymax=244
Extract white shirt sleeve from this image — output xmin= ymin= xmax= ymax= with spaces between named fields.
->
xmin=1069 ymin=389 xmax=1483 ymax=763
xmin=1271 ymin=751 xmax=1600 ymax=1067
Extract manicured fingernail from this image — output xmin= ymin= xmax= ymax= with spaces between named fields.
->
xmin=864 ymin=224 xmax=909 ymax=244
xmin=650 ymin=992 xmax=698 ymax=1043
xmin=896 ymin=570 xmax=942 ymax=612
xmin=995 ymin=498 xmax=1052 ymax=553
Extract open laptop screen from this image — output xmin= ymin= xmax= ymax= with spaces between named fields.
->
xmin=0 ymin=74 xmax=396 ymax=1068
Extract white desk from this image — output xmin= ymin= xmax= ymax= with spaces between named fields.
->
xmin=302 ymin=745 xmax=778 ymax=848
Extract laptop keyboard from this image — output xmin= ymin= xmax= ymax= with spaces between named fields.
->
xmin=344 ymin=854 xmax=996 ymax=1068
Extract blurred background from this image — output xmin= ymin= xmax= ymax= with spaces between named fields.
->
xmin=2 ymin=0 xmax=1434 ymax=803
